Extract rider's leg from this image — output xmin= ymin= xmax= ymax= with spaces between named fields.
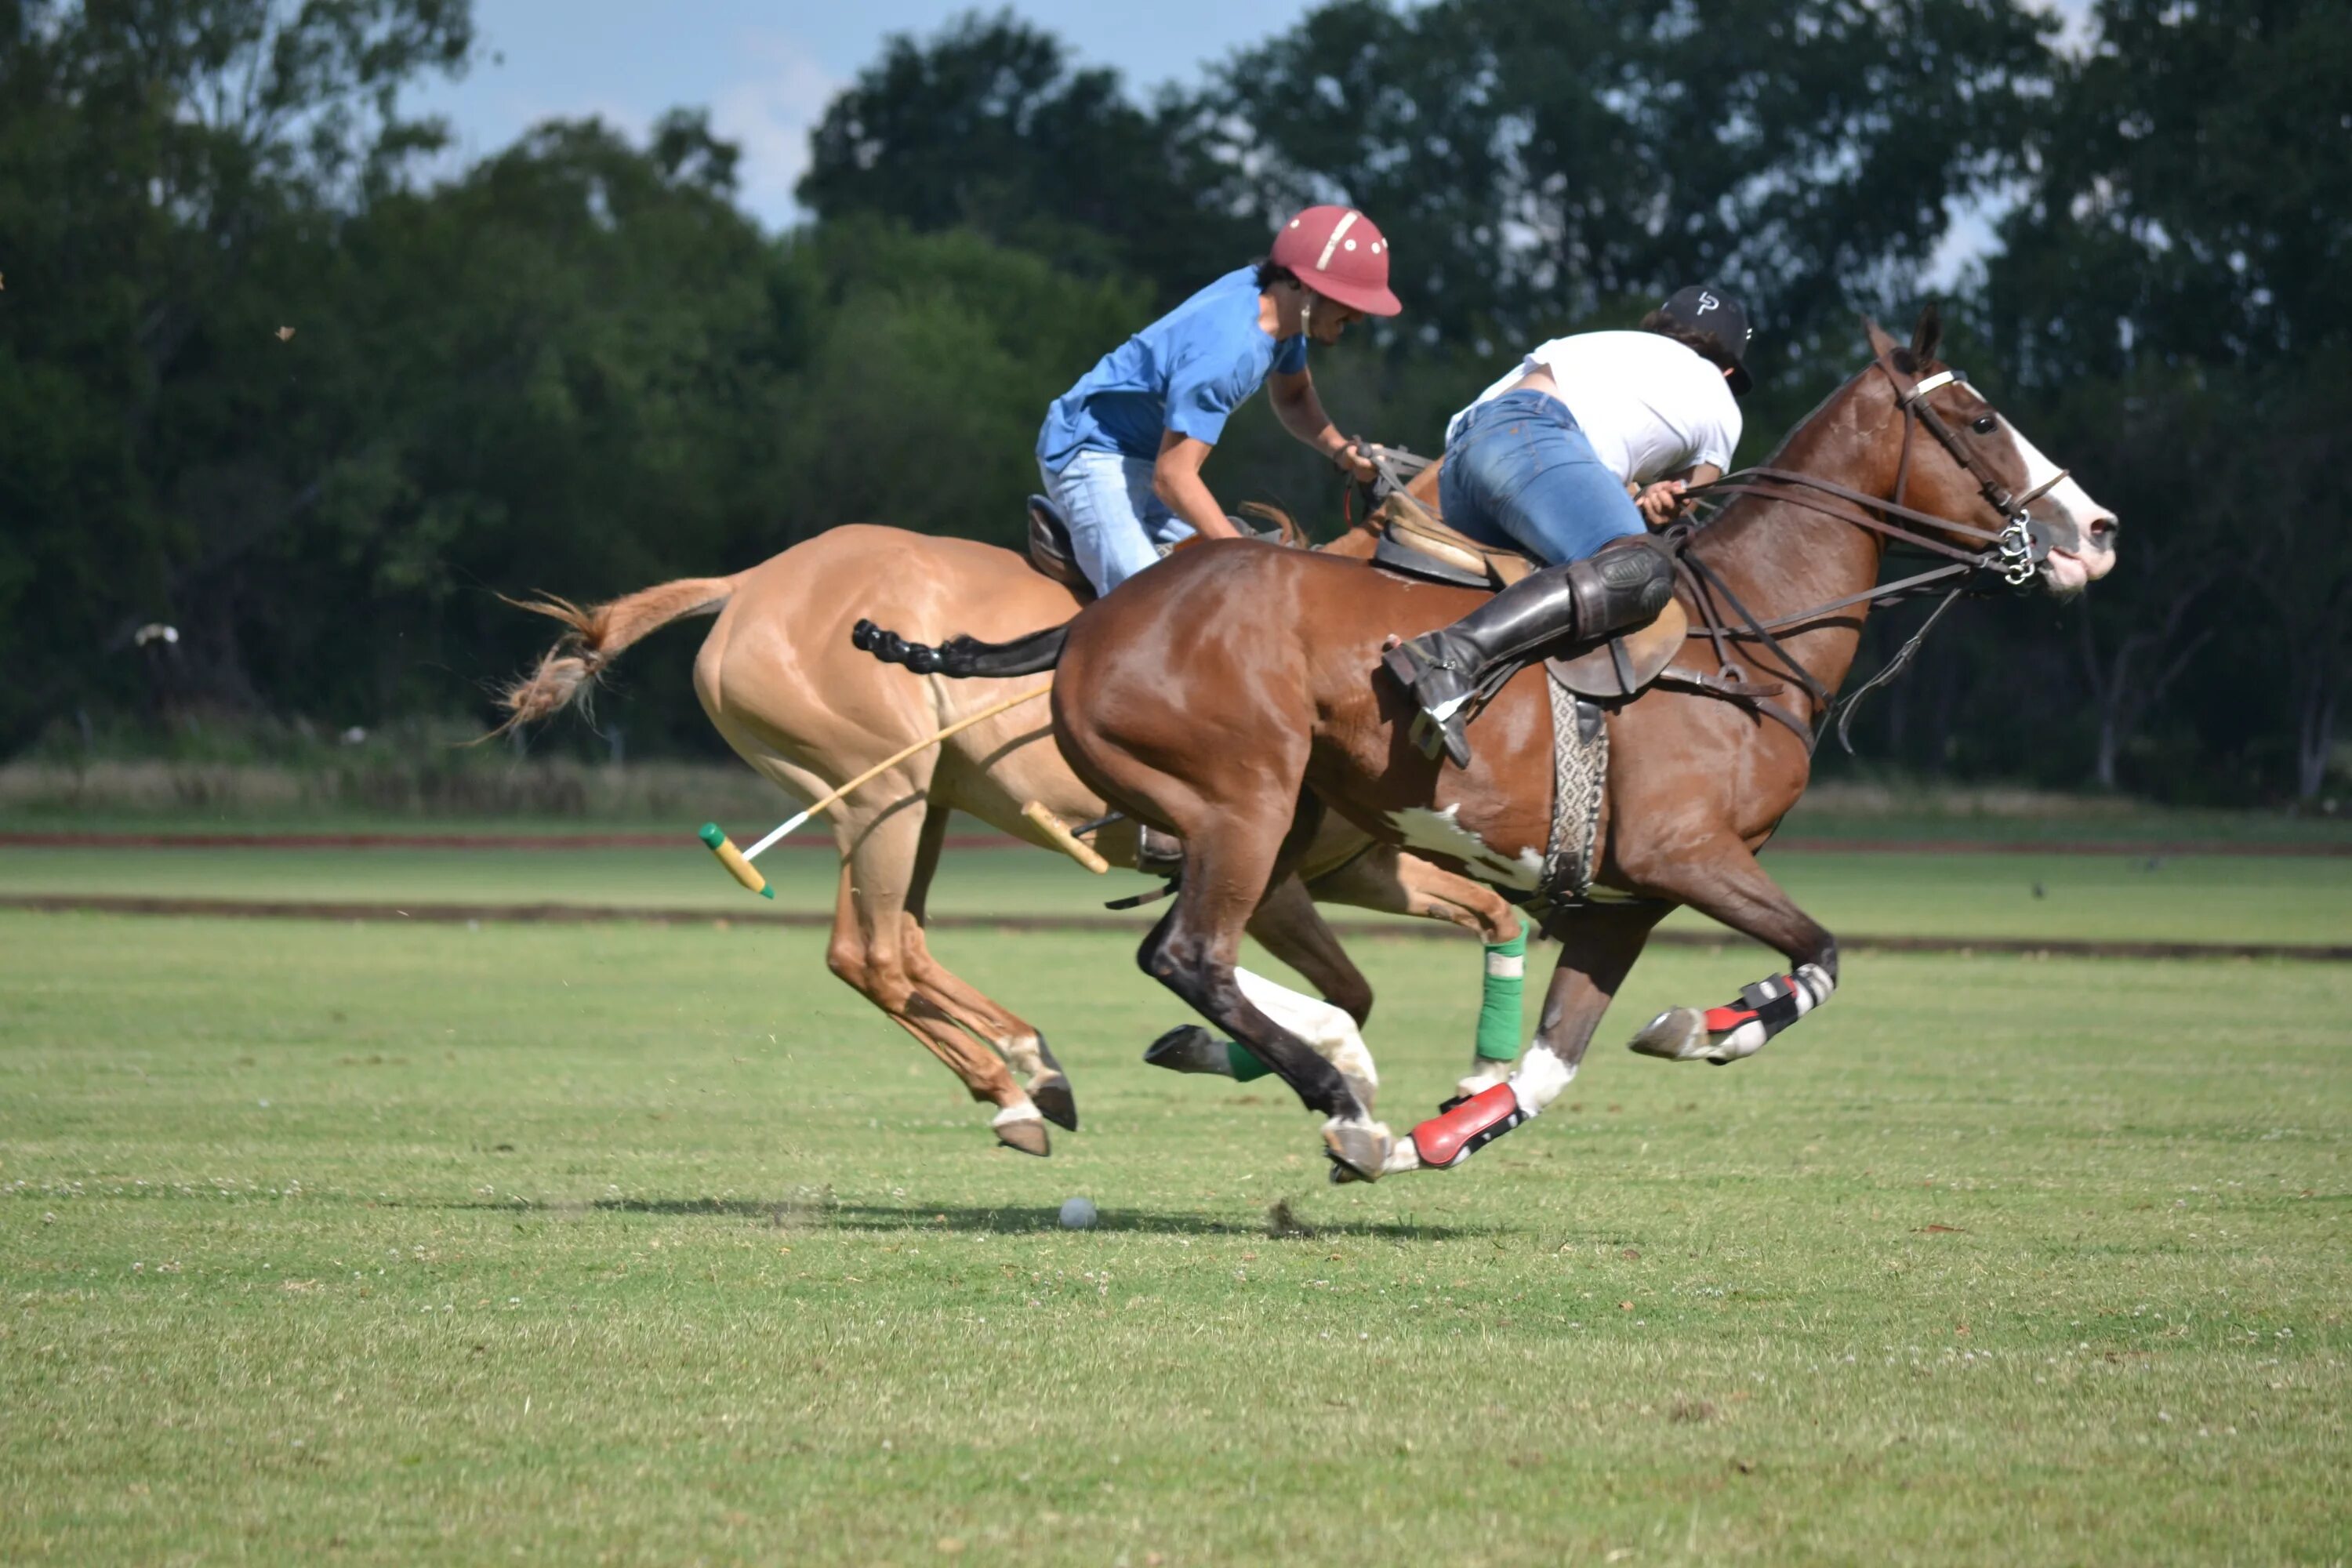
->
xmin=1385 ymin=394 xmax=1671 ymax=766
xmin=1040 ymin=452 xmax=1192 ymax=595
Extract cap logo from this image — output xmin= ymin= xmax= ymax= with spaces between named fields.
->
xmin=1695 ymin=291 xmax=1719 ymax=315
xmin=1315 ymin=210 xmax=1361 ymax=272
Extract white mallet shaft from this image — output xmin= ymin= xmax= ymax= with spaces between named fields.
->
xmin=739 ymin=684 xmax=1051 ymax=863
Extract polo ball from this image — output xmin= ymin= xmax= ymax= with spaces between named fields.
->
xmin=1058 ymin=1196 xmax=1098 ymax=1230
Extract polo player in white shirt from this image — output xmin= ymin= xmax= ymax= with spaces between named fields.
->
xmin=1385 ymin=286 xmax=1754 ymax=767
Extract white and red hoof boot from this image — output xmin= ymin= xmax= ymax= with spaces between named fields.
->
xmin=1630 ymin=964 xmax=1834 ymax=1064
xmin=1406 ymin=1083 xmax=1526 ymax=1171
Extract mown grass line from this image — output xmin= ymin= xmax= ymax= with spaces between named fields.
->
xmin=5 ymin=892 xmax=2350 ymax=963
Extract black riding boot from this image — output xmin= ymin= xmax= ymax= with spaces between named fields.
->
xmin=1382 ymin=536 xmax=1675 ymax=768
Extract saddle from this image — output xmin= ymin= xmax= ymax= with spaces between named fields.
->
xmin=1370 ymin=490 xmax=1690 ymax=702
xmin=1023 ymin=494 xmax=1294 ymax=601
xmin=1025 ymin=495 xmax=1095 ymax=601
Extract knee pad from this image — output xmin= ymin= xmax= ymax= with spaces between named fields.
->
xmin=1570 ymin=536 xmax=1675 ymax=629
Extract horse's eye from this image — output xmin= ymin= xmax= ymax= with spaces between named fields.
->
xmin=1970 ymin=416 xmax=1998 ymax=435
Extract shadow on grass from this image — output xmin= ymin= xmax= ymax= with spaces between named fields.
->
xmin=441 ymin=1194 xmax=1490 ymax=1241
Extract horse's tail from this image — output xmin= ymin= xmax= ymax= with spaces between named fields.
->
xmin=850 ymin=618 xmax=1069 ymax=679
xmin=494 ymin=575 xmax=739 ymax=731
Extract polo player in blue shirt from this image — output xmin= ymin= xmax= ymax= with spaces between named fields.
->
xmin=1036 ymin=205 xmax=1403 ymax=594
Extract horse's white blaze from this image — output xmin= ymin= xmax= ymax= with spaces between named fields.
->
xmin=1235 ymin=966 xmax=1377 ymax=1109
xmin=1957 ymin=384 xmax=2117 ymax=589
xmin=1386 ymin=804 xmax=1544 ymax=890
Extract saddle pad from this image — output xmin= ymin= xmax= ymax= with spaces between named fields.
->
xmin=1375 ymin=492 xmax=1534 ymax=587
xmin=1546 ymin=600 xmax=1690 ymax=702
xmin=1538 ymin=666 xmax=1609 ymax=906
xmin=1371 ymin=533 xmax=1490 ymax=590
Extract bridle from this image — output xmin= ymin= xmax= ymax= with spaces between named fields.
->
xmin=1662 ymin=345 xmax=2074 ymax=750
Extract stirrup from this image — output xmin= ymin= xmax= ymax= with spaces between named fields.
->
xmin=1381 ymin=642 xmax=1475 ymax=768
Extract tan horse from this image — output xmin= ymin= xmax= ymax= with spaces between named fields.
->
xmin=499 ymin=523 xmax=1519 ymax=1156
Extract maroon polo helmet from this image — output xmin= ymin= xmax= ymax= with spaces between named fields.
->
xmin=1269 ymin=205 xmax=1403 ymax=318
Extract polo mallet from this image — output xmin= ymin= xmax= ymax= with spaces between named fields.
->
xmin=697 ymin=684 xmax=1100 ymax=896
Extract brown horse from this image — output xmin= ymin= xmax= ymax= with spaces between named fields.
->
xmin=498 ymin=524 xmax=1521 ymax=1160
xmin=869 ymin=312 xmax=2119 ymax=1179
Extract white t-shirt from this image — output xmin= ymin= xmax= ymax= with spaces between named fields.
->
xmin=1444 ymin=330 xmax=1741 ymax=485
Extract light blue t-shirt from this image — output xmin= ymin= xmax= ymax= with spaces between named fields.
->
xmin=1038 ymin=267 xmax=1309 ymax=470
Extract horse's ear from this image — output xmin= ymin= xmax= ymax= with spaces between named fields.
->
xmin=1862 ymin=316 xmax=1902 ymax=361
xmin=1911 ymin=303 xmax=1943 ymax=365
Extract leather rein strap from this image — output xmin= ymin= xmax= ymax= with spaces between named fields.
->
xmin=1664 ymin=347 xmax=2066 ymax=750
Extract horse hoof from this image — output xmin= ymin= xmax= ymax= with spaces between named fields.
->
xmin=1143 ymin=1025 xmax=1232 ymax=1076
xmin=1628 ymin=1007 xmax=1708 ymax=1062
xmin=995 ymin=1117 xmax=1051 ymax=1157
xmin=1321 ymin=1117 xmax=1394 ymax=1183
xmin=1031 ymin=1075 xmax=1080 ymax=1131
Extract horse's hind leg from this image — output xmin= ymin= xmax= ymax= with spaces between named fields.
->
xmin=825 ymin=804 xmax=1051 ymax=1155
xmin=1146 ymin=843 xmax=1386 ymax=1101
xmin=1134 ymin=794 xmax=1398 ymax=1180
xmin=1617 ymin=834 xmax=1839 ymax=1065
xmin=896 ymin=804 xmax=1076 ymax=1130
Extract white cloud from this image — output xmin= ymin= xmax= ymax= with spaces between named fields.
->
xmin=709 ymin=31 xmax=839 ymax=229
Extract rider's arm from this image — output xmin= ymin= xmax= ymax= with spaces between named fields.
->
xmin=1634 ymin=463 xmax=1723 ymax=528
xmin=1269 ymin=368 xmax=1377 ymax=483
xmin=1153 ymin=433 xmax=1243 ymax=542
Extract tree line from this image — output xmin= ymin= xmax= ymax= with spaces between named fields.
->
xmin=2 ymin=0 xmax=2344 ymax=801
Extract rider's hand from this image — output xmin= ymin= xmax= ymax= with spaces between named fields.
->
xmin=1635 ymin=479 xmax=1689 ymax=528
xmin=1331 ymin=440 xmax=1380 ymax=485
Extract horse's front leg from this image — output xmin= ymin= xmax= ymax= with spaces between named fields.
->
xmin=1617 ymin=834 xmax=1838 ymax=1065
xmin=1370 ymin=902 xmax=1667 ymax=1178
xmin=1303 ymin=843 xmax=1530 ymax=1098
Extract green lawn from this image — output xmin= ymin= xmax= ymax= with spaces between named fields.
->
xmin=3 ymin=909 xmax=2347 ymax=1564
xmin=3 ymin=840 xmax=2347 ymax=946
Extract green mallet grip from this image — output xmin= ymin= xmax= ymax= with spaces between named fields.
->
xmin=1475 ymin=926 xmax=1528 ymax=1061
xmin=699 ymin=823 xmax=775 ymax=899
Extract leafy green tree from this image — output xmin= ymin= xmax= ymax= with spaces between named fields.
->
xmin=1175 ymin=0 xmax=2057 ymax=375
xmin=1987 ymin=0 xmax=2352 ymax=798
xmin=797 ymin=11 xmax=1252 ymax=304
xmin=0 ymin=0 xmax=473 ymax=746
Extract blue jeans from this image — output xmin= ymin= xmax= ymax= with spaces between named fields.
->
xmin=1038 ymin=450 xmax=1196 ymax=593
xmin=1438 ymin=390 xmax=1646 ymax=564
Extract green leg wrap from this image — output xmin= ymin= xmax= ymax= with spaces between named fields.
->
xmin=1475 ymin=927 xmax=1529 ymax=1062
xmin=1226 ymin=1040 xmax=1272 ymax=1082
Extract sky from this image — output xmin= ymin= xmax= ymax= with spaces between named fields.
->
xmin=405 ymin=1 xmax=1323 ymax=228
xmin=406 ymin=0 xmax=2096 ymax=278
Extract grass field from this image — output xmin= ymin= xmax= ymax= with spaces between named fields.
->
xmin=4 ymin=840 xmax=2350 ymax=947
xmin=4 ymin=889 xmax=2349 ymax=1564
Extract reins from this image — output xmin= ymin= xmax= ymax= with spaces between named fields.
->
xmin=1669 ymin=347 xmax=2064 ymax=749
xmin=1352 ymin=348 xmax=2061 ymax=753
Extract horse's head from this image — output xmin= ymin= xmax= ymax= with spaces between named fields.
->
xmin=1863 ymin=310 xmax=2119 ymax=594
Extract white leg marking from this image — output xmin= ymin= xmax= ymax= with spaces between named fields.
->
xmin=1508 ymin=1045 xmax=1576 ymax=1116
xmin=1236 ymin=966 xmax=1377 ymax=1109
xmin=1001 ymin=1031 xmax=1050 ymax=1079
xmin=991 ymin=1098 xmax=1042 ymax=1128
xmin=1455 ymin=1062 xmax=1512 ymax=1098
